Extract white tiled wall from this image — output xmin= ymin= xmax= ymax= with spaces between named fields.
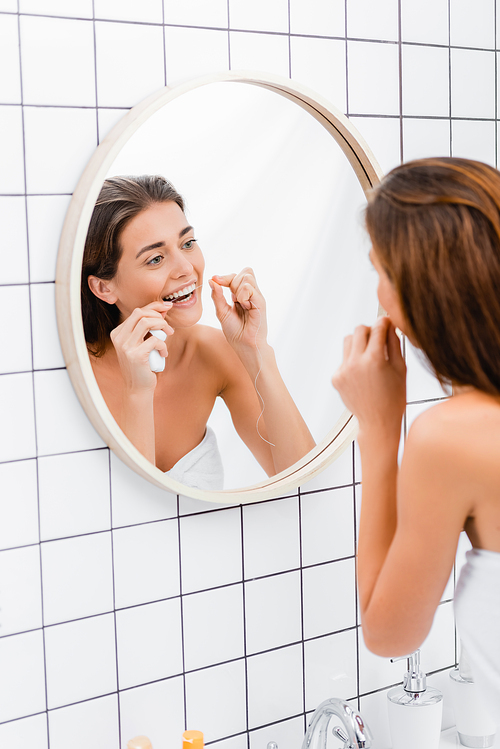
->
xmin=0 ymin=0 xmax=492 ymax=747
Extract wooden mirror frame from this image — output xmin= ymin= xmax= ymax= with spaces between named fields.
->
xmin=55 ymin=70 xmax=383 ymax=504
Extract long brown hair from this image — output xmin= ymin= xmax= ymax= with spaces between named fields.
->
xmin=365 ymin=157 xmax=500 ymax=395
xmin=82 ymin=175 xmax=185 ymax=357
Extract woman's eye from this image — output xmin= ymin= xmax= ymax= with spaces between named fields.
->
xmin=183 ymin=239 xmax=196 ymax=250
xmin=148 ymin=255 xmax=162 ymax=265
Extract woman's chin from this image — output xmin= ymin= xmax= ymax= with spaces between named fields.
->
xmin=166 ymin=300 xmax=203 ymax=328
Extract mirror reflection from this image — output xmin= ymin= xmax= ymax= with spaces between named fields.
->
xmin=82 ymin=82 xmax=377 ymax=490
xmin=83 ymin=174 xmax=315 ymax=490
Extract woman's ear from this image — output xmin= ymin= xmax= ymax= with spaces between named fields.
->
xmin=88 ymin=275 xmax=118 ymax=304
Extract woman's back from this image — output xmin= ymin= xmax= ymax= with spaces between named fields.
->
xmin=429 ymin=390 xmax=500 ymax=721
xmin=426 ymin=389 xmax=500 ymax=553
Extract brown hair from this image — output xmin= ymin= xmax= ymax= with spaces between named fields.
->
xmin=365 ymin=157 xmax=500 ymax=395
xmin=82 ymin=175 xmax=185 ymax=357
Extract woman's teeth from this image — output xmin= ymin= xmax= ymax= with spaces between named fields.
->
xmin=164 ymin=283 xmax=196 ymax=302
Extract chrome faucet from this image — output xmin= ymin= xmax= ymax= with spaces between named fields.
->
xmin=301 ymin=698 xmax=373 ymax=749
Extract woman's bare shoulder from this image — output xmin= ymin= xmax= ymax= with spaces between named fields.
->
xmin=189 ymin=325 xmax=236 ymax=357
xmin=189 ymin=324 xmax=226 ymax=344
xmin=407 ymin=389 xmax=500 ymax=454
xmin=187 ymin=324 xmax=244 ymax=375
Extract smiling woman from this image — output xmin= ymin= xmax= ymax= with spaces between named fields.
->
xmin=82 ymin=174 xmax=315 ymax=490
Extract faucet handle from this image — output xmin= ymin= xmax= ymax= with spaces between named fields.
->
xmin=332 ymin=726 xmax=350 ymax=745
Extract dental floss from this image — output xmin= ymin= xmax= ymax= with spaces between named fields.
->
xmin=250 ymin=301 xmax=275 ymax=448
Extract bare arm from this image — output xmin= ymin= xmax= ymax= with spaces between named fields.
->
xmin=368 ymin=418 xmax=469 ymax=653
xmin=220 ymin=338 xmax=315 ymax=475
xmin=210 ymin=269 xmax=315 ymax=475
xmin=108 ymin=302 xmax=173 ymax=464
xmin=332 ymin=317 xmax=467 ymax=655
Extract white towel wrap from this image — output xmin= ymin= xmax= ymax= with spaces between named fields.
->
xmin=455 ymin=547 xmax=500 ymax=727
xmin=165 ymin=426 xmax=224 ymax=491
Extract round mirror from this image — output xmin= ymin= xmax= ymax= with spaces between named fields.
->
xmin=56 ymin=72 xmax=382 ymax=503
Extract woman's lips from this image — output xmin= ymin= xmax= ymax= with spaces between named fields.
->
xmin=168 ymin=288 xmax=198 ymax=308
xmin=163 ymin=282 xmax=196 ymax=301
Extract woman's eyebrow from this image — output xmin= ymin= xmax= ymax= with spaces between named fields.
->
xmin=136 ymin=241 xmax=165 ymax=259
xmin=135 ymin=226 xmax=194 ymax=259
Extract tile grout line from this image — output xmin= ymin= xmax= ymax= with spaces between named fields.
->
xmin=398 ymin=0 xmax=404 ymax=163
xmin=298 ymin=486 xmax=307 ymax=733
xmin=344 ymin=0 xmax=349 ymax=117
xmin=177 ymin=502 xmax=188 ymax=732
xmin=16 ymin=1 xmax=51 ymax=743
xmin=287 ymin=0 xmax=292 ymax=80
xmin=3 ymin=11 xmax=498 ymax=52
xmin=2 ymin=9 xmax=500 ymax=50
xmin=239 ymin=505 xmax=250 ymax=748
xmin=162 ymin=0 xmax=167 ymax=88
xmin=92 ymin=0 xmax=99 ymax=145
xmin=495 ymin=0 xmax=498 ymax=168
xmin=352 ymin=441 xmax=361 ymax=711
xmin=108 ymin=447 xmax=122 ymax=747
xmin=448 ymin=0 xmax=453 ymax=155
xmin=227 ymin=0 xmax=231 ymax=71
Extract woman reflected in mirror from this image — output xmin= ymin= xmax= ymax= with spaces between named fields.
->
xmin=82 ymin=175 xmax=314 ymax=490
xmin=332 ymin=157 xmax=500 ymax=724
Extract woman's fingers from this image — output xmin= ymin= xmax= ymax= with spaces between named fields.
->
xmin=342 ymin=334 xmax=353 ymax=361
xmin=113 ymin=305 xmax=173 ymax=346
xmin=333 ymin=317 xmax=396 ymax=385
xmin=212 ymin=269 xmax=262 ymax=311
xmin=211 ymin=273 xmax=237 ymax=289
xmin=350 ymin=324 xmax=372 ymax=355
xmin=122 ymin=330 xmax=168 ymax=358
xmin=114 ymin=317 xmax=171 ymax=349
xmin=213 ymin=267 xmax=257 ymax=288
xmin=349 ymin=316 xmax=394 ymax=362
xmin=142 ymin=318 xmax=174 ymax=338
xmin=211 ymin=269 xmax=268 ymax=349
xmin=119 ymin=302 xmax=172 ymax=332
xmin=365 ymin=316 xmax=391 ymax=360
xmin=234 ymin=281 xmax=254 ymax=310
xmin=386 ymin=320 xmax=406 ymax=371
xmin=144 ymin=331 xmax=168 ymax=357
xmin=209 ymin=278 xmax=232 ymax=323
xmin=366 ymin=317 xmax=405 ymax=372
xmin=109 ymin=302 xmax=176 ymax=391
xmin=332 ymin=314 xmax=406 ymax=427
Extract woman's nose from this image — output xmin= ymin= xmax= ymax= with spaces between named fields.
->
xmin=171 ymin=249 xmax=193 ymax=277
